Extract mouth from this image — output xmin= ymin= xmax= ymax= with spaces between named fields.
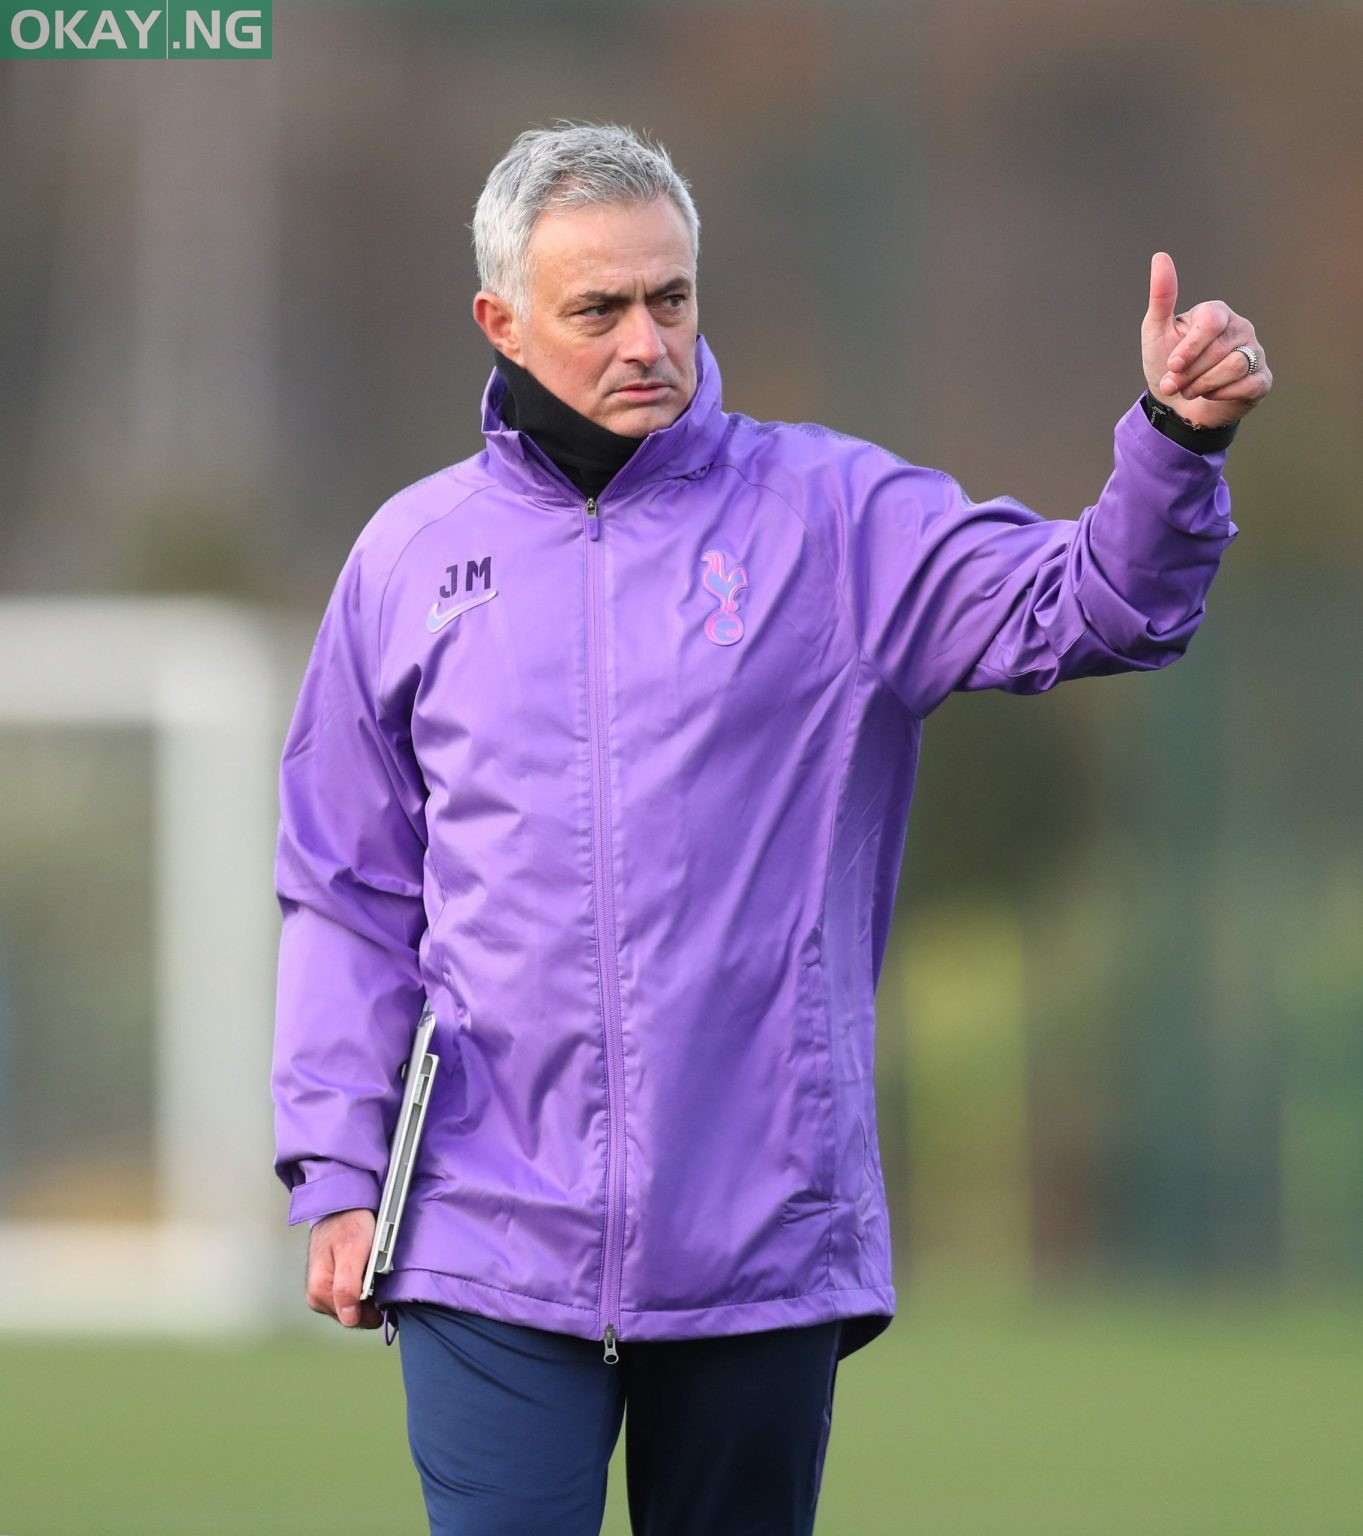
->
xmin=613 ymin=382 xmax=672 ymax=401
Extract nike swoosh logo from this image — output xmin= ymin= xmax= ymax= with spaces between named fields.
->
xmin=427 ymin=588 xmax=498 ymax=632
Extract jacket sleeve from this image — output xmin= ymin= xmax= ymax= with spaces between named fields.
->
xmin=835 ymin=397 xmax=1240 ymax=719
xmin=270 ymin=540 xmax=430 ymax=1227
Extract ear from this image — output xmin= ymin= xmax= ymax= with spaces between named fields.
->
xmin=472 ymin=291 xmax=521 ymax=360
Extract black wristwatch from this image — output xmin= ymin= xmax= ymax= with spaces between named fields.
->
xmin=1140 ymin=391 xmax=1239 ymax=454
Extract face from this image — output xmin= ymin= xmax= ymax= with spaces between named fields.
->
xmin=474 ymin=197 xmax=699 ymax=438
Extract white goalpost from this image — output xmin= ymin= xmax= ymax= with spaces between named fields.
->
xmin=0 ymin=596 xmax=298 ymax=1333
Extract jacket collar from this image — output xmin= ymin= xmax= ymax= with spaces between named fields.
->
xmin=479 ymin=333 xmax=728 ymax=505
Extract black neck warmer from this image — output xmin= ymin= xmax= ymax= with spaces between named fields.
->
xmin=492 ymin=350 xmax=645 ymax=501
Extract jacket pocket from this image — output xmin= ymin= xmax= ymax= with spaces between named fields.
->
xmin=792 ymin=940 xmax=838 ymax=1211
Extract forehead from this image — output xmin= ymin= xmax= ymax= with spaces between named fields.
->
xmin=527 ymin=198 xmax=694 ymax=299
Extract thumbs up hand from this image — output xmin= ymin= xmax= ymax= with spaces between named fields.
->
xmin=1142 ymin=252 xmax=1271 ymax=429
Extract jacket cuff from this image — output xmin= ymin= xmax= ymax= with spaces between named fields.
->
xmin=1116 ymin=396 xmax=1237 ymax=539
xmin=286 ymin=1164 xmax=381 ymax=1227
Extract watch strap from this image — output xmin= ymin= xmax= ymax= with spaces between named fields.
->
xmin=1141 ymin=391 xmax=1239 ymax=454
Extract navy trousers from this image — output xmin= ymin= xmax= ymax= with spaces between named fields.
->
xmin=391 ymin=1302 xmax=843 ymax=1536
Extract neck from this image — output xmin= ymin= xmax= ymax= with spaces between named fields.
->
xmin=492 ymin=351 xmax=643 ymax=500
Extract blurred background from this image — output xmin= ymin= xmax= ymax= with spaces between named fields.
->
xmin=1 ymin=1 xmax=1360 ymax=1531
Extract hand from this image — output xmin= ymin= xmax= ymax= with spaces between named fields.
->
xmin=306 ymin=1207 xmax=384 ymax=1329
xmin=1141 ymin=251 xmax=1272 ymax=429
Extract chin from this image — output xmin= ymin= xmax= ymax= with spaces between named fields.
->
xmin=603 ymin=401 xmax=684 ymax=438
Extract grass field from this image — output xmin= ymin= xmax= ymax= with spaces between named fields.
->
xmin=2 ymin=1283 xmax=1360 ymax=1535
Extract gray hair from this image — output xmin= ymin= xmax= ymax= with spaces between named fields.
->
xmin=472 ymin=120 xmax=700 ymax=319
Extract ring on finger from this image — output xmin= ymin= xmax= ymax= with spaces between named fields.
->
xmin=1232 ymin=344 xmax=1260 ymax=376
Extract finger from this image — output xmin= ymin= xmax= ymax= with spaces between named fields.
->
xmin=1169 ymin=328 xmax=1254 ymax=389
xmin=1162 ymin=301 xmax=1231 ymax=384
xmin=1194 ymin=363 xmax=1272 ymax=403
xmin=1176 ymin=343 xmax=1263 ymax=399
xmin=1145 ymin=251 xmax=1178 ymax=329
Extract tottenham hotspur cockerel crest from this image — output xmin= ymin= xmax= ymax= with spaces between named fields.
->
xmin=699 ymin=548 xmax=749 ymax=646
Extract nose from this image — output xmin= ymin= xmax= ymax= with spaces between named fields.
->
xmin=617 ymin=304 xmax=666 ymax=370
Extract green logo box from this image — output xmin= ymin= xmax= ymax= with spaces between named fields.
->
xmin=3 ymin=1 xmax=271 ymax=57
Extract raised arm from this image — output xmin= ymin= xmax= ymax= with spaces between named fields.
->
xmin=835 ymin=253 xmax=1270 ymax=719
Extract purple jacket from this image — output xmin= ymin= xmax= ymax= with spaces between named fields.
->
xmin=272 ymin=333 xmax=1237 ymax=1359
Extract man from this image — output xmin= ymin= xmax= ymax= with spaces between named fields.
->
xmin=272 ymin=122 xmax=1270 ymax=1534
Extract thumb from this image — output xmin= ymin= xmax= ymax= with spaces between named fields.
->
xmin=333 ymin=1248 xmax=364 ymax=1328
xmin=1146 ymin=251 xmax=1178 ymax=329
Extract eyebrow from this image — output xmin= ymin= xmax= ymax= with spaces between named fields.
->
xmin=569 ymin=278 xmax=693 ymax=307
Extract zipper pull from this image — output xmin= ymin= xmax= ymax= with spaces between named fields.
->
xmin=585 ymin=497 xmax=601 ymax=541
xmin=602 ymin=1323 xmax=619 ymax=1363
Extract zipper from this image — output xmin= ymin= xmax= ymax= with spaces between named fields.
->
xmin=582 ymin=494 xmax=626 ymax=1362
